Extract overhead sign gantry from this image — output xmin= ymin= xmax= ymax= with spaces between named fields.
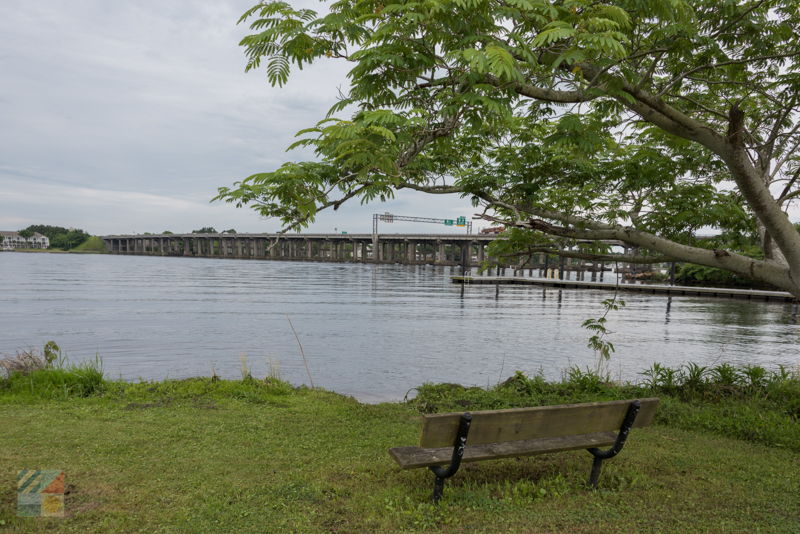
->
xmin=373 ymin=213 xmax=472 ymax=234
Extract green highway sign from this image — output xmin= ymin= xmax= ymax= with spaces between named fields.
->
xmin=444 ymin=219 xmax=454 ymax=226
xmin=342 ymin=231 xmax=347 ymax=234
xmin=456 ymin=216 xmax=466 ymax=226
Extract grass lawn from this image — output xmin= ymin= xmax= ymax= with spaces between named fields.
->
xmin=1 ymin=377 xmax=798 ymax=533
xmin=70 ymin=236 xmax=108 ymax=252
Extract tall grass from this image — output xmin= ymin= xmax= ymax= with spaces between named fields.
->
xmin=1 ymin=345 xmax=298 ymax=403
xmin=412 ymin=362 xmax=800 ymax=452
xmin=0 ymin=344 xmax=105 ymax=400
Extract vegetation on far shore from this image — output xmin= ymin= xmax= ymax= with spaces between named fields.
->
xmin=1 ymin=345 xmax=799 ymax=532
xmin=69 ymin=236 xmax=107 ymax=252
xmin=20 ymin=225 xmax=91 ymax=250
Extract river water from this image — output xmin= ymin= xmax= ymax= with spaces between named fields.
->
xmin=1 ymin=253 xmax=798 ymax=401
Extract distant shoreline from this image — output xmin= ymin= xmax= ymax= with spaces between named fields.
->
xmin=1 ymin=249 xmax=107 ymax=254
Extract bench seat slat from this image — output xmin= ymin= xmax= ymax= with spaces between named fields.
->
xmin=390 ymin=431 xmax=618 ymax=469
xmin=419 ymin=398 xmax=659 ymax=448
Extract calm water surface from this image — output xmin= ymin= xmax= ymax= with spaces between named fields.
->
xmin=2 ymin=253 xmax=798 ymax=401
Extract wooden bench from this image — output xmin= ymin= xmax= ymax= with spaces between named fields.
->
xmin=389 ymin=398 xmax=659 ymax=502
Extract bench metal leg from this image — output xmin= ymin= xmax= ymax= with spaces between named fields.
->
xmin=589 ymin=456 xmax=604 ymax=489
xmin=428 ymin=412 xmax=472 ymax=504
xmin=433 ymin=476 xmax=445 ymax=503
xmin=587 ymin=400 xmax=641 ymax=489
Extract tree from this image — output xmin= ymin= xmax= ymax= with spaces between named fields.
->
xmin=17 ymin=229 xmax=34 ymax=249
xmin=162 ymin=231 xmax=174 ymax=235
xmin=26 ymin=225 xmax=71 ymax=241
xmin=192 ymin=227 xmax=218 ymax=234
xmin=215 ymin=0 xmax=800 ymax=296
xmin=50 ymin=230 xmax=89 ymax=250
xmin=23 ymin=225 xmax=91 ymax=249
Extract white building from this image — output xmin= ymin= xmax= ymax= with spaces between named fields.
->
xmin=0 ymin=231 xmax=50 ymax=250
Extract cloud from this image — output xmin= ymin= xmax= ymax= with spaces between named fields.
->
xmin=0 ymin=0 xmax=476 ymax=235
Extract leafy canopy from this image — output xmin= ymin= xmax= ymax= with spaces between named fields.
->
xmin=216 ymin=0 xmax=800 ymax=294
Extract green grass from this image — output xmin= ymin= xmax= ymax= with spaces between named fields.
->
xmin=70 ymin=236 xmax=107 ymax=252
xmin=1 ymin=365 xmax=799 ymax=533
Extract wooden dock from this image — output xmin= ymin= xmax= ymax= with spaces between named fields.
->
xmin=450 ymin=276 xmax=796 ymax=303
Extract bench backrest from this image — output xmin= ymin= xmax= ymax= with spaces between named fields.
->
xmin=419 ymin=398 xmax=660 ymax=448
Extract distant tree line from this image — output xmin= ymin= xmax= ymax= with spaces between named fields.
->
xmin=24 ymin=225 xmax=90 ymax=250
xmin=142 ymin=229 xmax=237 ymax=235
xmin=191 ymin=227 xmax=237 ymax=234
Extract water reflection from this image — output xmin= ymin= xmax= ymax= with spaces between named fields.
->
xmin=1 ymin=253 xmax=798 ymax=401
xmin=665 ymin=297 xmax=672 ymax=324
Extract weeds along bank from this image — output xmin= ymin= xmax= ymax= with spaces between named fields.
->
xmin=1 ymin=343 xmax=799 ymax=453
xmin=412 ymin=365 xmax=800 ymax=453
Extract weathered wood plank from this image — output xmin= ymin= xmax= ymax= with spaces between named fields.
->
xmin=391 ymin=431 xmax=618 ymax=469
xmin=419 ymin=398 xmax=659 ymax=449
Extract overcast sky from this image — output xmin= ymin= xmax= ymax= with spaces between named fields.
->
xmin=0 ymin=0 xmax=478 ymax=236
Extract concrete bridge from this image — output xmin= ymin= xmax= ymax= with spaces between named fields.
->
xmin=100 ymin=232 xmax=649 ymax=279
xmin=101 ymin=233 xmax=500 ymax=268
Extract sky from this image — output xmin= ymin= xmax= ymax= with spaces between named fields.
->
xmin=0 ymin=0 xmax=478 ymax=236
